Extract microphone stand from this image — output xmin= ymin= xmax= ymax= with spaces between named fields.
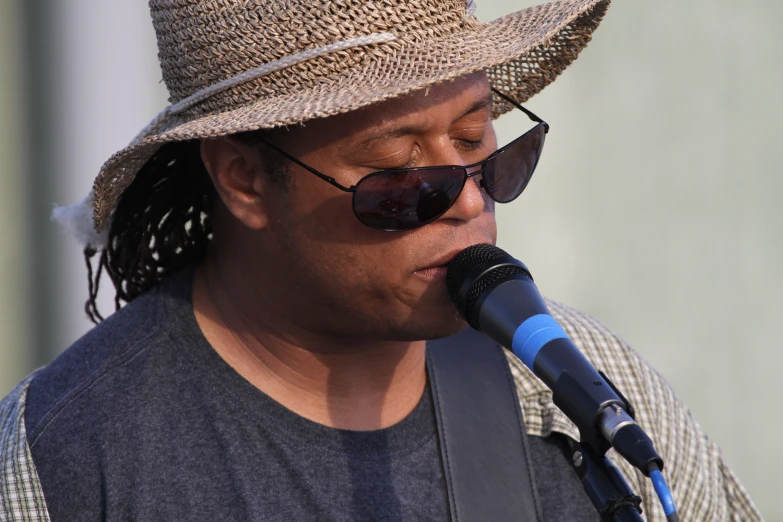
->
xmin=570 ymin=441 xmax=644 ymax=521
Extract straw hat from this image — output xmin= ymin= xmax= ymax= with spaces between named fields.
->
xmin=60 ymin=0 xmax=611 ymax=242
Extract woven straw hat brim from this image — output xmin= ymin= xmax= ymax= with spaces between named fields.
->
xmin=92 ymin=0 xmax=610 ymax=232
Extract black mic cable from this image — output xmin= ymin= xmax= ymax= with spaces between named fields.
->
xmin=446 ymin=244 xmax=679 ymax=522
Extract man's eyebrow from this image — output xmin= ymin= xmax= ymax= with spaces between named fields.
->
xmin=352 ymin=92 xmax=493 ymax=152
xmin=457 ymin=92 xmax=493 ymax=120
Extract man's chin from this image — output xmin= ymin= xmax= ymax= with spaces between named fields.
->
xmin=424 ymin=320 xmax=470 ymax=341
xmin=392 ymin=307 xmax=468 ymax=342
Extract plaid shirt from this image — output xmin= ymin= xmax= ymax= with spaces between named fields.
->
xmin=1 ymin=379 xmax=49 ymax=522
xmin=0 ymin=300 xmax=762 ymax=521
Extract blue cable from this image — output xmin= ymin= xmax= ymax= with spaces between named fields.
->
xmin=649 ymin=469 xmax=679 ymax=522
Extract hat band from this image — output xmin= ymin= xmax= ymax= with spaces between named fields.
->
xmin=132 ymin=32 xmax=399 ymax=145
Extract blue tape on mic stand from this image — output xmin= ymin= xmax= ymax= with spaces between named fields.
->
xmin=511 ymin=314 xmax=569 ymax=368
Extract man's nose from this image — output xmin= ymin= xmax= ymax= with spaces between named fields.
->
xmin=440 ymin=172 xmax=488 ymax=223
xmin=429 ymin=146 xmax=488 ymax=224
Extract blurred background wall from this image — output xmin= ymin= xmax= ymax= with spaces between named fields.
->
xmin=0 ymin=0 xmax=779 ymax=519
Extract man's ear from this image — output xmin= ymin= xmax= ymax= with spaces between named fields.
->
xmin=200 ymin=137 xmax=269 ymax=230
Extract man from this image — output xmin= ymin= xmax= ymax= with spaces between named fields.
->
xmin=0 ymin=0 xmax=762 ymax=520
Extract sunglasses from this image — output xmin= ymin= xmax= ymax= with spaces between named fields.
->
xmin=254 ymin=88 xmax=549 ymax=231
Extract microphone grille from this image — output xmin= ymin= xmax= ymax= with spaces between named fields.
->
xmin=446 ymin=244 xmax=531 ymax=327
xmin=446 ymin=244 xmax=507 ymax=303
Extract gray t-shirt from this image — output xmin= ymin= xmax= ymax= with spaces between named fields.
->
xmin=25 ymin=269 xmax=598 ymax=521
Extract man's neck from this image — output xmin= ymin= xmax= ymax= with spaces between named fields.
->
xmin=191 ymin=261 xmax=427 ymax=431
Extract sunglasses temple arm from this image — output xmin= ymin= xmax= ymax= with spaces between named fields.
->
xmin=490 ymin=87 xmax=547 ymax=127
xmin=252 ymin=135 xmax=355 ymax=193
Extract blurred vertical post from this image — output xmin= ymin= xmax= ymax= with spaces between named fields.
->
xmin=20 ymin=0 xmax=60 ymax=377
xmin=0 ymin=0 xmax=32 ymax=394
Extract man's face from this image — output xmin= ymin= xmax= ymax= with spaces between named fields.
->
xmin=233 ymin=72 xmax=498 ymax=342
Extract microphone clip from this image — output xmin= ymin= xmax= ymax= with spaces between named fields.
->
xmin=571 ymin=441 xmax=645 ymax=522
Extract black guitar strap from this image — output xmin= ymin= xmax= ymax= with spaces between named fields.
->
xmin=427 ymin=327 xmax=544 ymax=522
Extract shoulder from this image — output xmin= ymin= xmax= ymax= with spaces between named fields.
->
xmin=24 ymin=269 xmax=197 ymax=447
xmin=11 ymin=270 xmax=202 ymax=520
xmin=24 ymin=287 xmax=164 ymax=444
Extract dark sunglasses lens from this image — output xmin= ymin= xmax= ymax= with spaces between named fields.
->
xmin=482 ymin=124 xmax=546 ymax=203
xmin=353 ymin=169 xmax=465 ymax=231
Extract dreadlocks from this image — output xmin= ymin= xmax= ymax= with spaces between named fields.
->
xmin=84 ymin=132 xmax=289 ymax=324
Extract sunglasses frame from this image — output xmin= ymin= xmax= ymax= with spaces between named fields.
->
xmin=252 ymin=88 xmax=550 ymax=231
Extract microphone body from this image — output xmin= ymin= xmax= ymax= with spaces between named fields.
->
xmin=478 ymin=275 xmax=628 ymax=454
xmin=447 ymin=244 xmax=662 ymax=473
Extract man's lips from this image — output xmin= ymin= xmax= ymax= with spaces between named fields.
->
xmin=417 ymin=249 xmax=465 ymax=273
xmin=414 ymin=246 xmax=484 ymax=282
xmin=413 ymin=265 xmax=449 ymax=282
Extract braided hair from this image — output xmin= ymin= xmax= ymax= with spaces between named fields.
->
xmin=84 ymin=132 xmax=288 ymax=323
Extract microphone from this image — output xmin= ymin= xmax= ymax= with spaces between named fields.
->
xmin=446 ymin=244 xmax=663 ymax=475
